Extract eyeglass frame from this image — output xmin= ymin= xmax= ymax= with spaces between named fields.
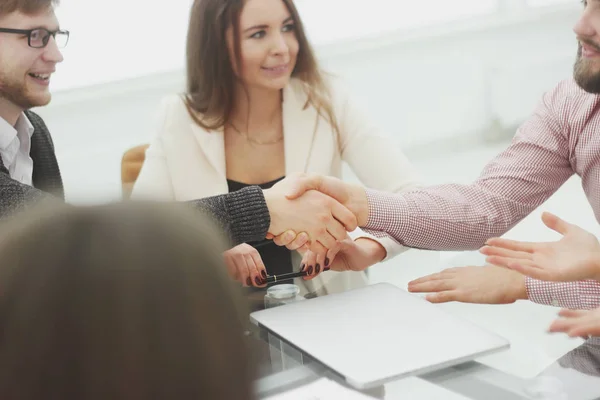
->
xmin=0 ymin=27 xmax=69 ymax=49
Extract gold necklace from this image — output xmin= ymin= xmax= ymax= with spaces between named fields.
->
xmin=228 ymin=122 xmax=283 ymax=146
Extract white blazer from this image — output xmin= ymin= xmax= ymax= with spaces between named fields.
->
xmin=133 ymin=78 xmax=421 ymax=296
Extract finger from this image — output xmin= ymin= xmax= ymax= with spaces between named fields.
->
xmin=310 ymin=247 xmax=328 ymax=279
xmin=300 ymin=251 xmax=310 ymax=273
xmin=485 ymin=255 xmax=516 ymax=268
xmin=558 ymin=309 xmax=589 ymax=318
xmin=302 ymin=250 xmax=318 ymax=280
xmin=480 ymin=246 xmax=534 ymax=260
xmin=223 ymin=256 xmax=240 ymax=281
xmin=325 ymin=243 xmax=343 ymax=270
xmin=542 ymin=212 xmax=573 ymax=236
xmin=483 ymin=238 xmax=536 ymax=253
xmin=273 ymin=230 xmax=296 ymax=247
xmin=485 ymin=256 xmax=543 ymax=276
xmin=315 ymin=229 xmax=337 ymax=250
xmin=502 ymin=260 xmax=552 ymax=281
xmin=330 ymin=201 xmax=358 ymax=232
xmin=407 ymin=272 xmax=444 ymax=287
xmin=250 ymin=251 xmax=268 ymax=287
xmin=244 ymin=254 xmax=263 ymax=288
xmin=426 ymin=290 xmax=461 ymax=304
xmin=285 ymin=174 xmax=322 ymax=200
xmin=234 ymin=257 xmax=251 ymax=287
xmin=265 ymin=233 xmax=274 ymax=240
xmin=407 ymin=279 xmax=454 ymax=294
xmin=286 ymin=232 xmax=309 ymax=251
xmin=568 ymin=322 xmax=600 ymax=338
xmin=309 ymin=241 xmax=327 ymax=258
xmin=548 ymin=317 xmax=573 ymax=333
xmin=326 ymin=218 xmax=349 ymax=243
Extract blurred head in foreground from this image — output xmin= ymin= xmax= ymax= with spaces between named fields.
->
xmin=0 ymin=202 xmax=254 ymax=400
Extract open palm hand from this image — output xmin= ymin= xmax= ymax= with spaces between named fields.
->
xmin=481 ymin=212 xmax=600 ymax=282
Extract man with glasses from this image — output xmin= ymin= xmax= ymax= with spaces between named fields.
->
xmin=0 ymin=1 xmax=357 ymax=252
xmin=0 ymin=0 xmax=66 ymax=204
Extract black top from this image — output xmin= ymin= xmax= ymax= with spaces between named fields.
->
xmin=227 ymin=176 xmax=293 ymax=281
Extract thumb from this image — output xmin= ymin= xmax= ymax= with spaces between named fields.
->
xmin=285 ymin=175 xmax=323 ymax=200
xmin=541 ymin=212 xmax=573 ymax=236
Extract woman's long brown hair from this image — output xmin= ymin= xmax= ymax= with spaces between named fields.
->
xmin=0 ymin=203 xmax=255 ymax=400
xmin=184 ymin=0 xmax=340 ymax=136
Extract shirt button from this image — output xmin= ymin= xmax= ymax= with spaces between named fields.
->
xmin=551 ymin=299 xmax=560 ymax=307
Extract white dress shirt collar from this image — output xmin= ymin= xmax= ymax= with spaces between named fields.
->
xmin=0 ymin=113 xmax=35 ymax=185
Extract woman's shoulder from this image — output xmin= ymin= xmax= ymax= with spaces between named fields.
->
xmin=157 ymin=94 xmax=192 ymax=119
xmin=154 ymin=94 xmax=208 ymax=134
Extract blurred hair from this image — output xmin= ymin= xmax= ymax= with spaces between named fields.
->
xmin=0 ymin=0 xmax=59 ymax=16
xmin=184 ymin=0 xmax=340 ymax=137
xmin=0 ymin=202 xmax=254 ymax=400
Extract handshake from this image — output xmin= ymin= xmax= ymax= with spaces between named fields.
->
xmin=222 ymin=173 xmax=381 ymax=288
xmin=261 ymin=173 xmax=370 ymax=253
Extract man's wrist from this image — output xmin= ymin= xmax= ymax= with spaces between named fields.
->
xmin=593 ymin=254 xmax=600 ymax=282
xmin=516 ymin=274 xmax=529 ymax=300
xmin=354 ymin=237 xmax=386 ymax=262
xmin=350 ymin=185 xmax=369 ymax=227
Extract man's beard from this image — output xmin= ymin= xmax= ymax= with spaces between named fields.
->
xmin=0 ymin=72 xmax=49 ymax=110
xmin=574 ymin=42 xmax=600 ymax=94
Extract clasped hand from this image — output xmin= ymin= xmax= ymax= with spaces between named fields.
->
xmin=262 ymin=173 xmax=367 ymax=253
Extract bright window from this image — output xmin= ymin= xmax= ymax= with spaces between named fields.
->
xmin=51 ymin=0 xmax=567 ymax=92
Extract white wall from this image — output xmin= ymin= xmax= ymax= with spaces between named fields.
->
xmin=35 ymin=3 xmax=580 ymax=204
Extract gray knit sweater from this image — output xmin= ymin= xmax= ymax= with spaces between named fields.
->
xmin=0 ymin=111 xmax=271 ymax=245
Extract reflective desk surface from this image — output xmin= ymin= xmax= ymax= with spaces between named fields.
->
xmin=249 ymin=317 xmax=600 ymax=400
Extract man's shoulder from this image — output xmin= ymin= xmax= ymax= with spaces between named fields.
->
xmin=547 ymin=79 xmax=600 ymax=108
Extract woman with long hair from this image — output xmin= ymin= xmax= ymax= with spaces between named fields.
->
xmin=133 ymin=0 xmax=420 ymax=300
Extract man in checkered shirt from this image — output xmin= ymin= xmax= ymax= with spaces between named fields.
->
xmin=289 ymin=0 xmax=600 ymax=310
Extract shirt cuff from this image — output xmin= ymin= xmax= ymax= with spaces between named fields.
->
xmin=526 ymin=277 xmax=600 ymax=310
xmin=348 ymin=228 xmax=408 ymax=261
xmin=364 ymin=188 xmax=408 ymax=232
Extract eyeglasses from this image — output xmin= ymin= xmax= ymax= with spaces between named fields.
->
xmin=0 ymin=27 xmax=69 ymax=49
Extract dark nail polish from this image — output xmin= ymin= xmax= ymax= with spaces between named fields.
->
xmin=325 ymin=258 xmax=330 ymax=267
xmin=246 ymin=278 xmax=252 ymax=286
xmin=324 ymin=266 xmax=331 ymax=272
xmin=300 ymin=263 xmax=306 ymax=271
xmin=255 ymin=277 xmax=262 ymax=286
xmin=261 ymin=270 xmax=267 ymax=279
xmin=307 ymin=266 xmax=313 ymax=275
xmin=315 ymin=264 xmax=321 ymax=273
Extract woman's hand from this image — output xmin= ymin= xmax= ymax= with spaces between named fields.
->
xmin=299 ymin=237 xmax=386 ymax=279
xmin=223 ymin=244 xmax=267 ymax=288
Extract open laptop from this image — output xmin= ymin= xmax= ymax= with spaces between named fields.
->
xmin=250 ymin=282 xmax=509 ymax=390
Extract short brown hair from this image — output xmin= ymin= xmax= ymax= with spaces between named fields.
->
xmin=0 ymin=0 xmax=59 ymax=16
xmin=0 ymin=202 xmax=254 ymax=400
xmin=184 ymin=0 xmax=340 ymax=137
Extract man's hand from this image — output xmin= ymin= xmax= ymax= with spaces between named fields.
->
xmin=407 ymin=265 xmax=528 ymax=304
xmin=297 ymin=237 xmax=386 ymax=279
xmin=263 ymin=177 xmax=358 ymax=253
xmin=481 ymin=212 xmax=600 ymax=282
xmin=549 ymin=308 xmax=600 ymax=338
xmin=283 ymin=174 xmax=370 ymax=227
